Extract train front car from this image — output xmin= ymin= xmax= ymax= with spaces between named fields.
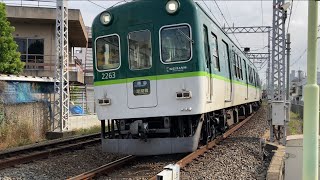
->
xmin=92 ymin=0 xmax=206 ymax=155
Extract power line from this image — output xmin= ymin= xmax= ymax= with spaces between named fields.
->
xmin=87 ymin=0 xmax=107 ymax=10
xmin=261 ymin=0 xmax=264 ymax=45
xmin=286 ymin=0 xmax=293 ymax=34
xmin=290 ymin=26 xmax=320 ymax=68
xmin=290 ymin=48 xmax=307 ymax=67
xmin=211 ymin=0 xmax=242 ymax=47
xmin=223 ymin=1 xmax=233 ymax=26
xmin=200 ymin=0 xmax=222 ymax=27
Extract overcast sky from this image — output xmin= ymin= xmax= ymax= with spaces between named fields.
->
xmin=3 ymin=0 xmax=319 ymax=84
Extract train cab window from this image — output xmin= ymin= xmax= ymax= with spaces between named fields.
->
xmin=211 ymin=33 xmax=220 ymax=71
xmin=160 ymin=25 xmax=192 ymax=63
xmin=203 ymin=25 xmax=211 ymax=68
xmin=128 ymin=30 xmax=152 ymax=70
xmin=95 ymin=35 xmax=120 ymax=71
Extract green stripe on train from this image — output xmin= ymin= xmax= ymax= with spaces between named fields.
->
xmin=94 ymin=71 xmax=261 ymax=89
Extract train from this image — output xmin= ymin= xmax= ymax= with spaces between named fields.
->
xmin=92 ymin=0 xmax=262 ymax=155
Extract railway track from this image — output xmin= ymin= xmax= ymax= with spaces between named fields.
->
xmin=68 ymin=112 xmax=257 ymax=180
xmin=0 ymin=133 xmax=101 ymax=170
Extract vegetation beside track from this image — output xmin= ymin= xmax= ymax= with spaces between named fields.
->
xmin=0 ymin=120 xmax=44 ymax=150
xmin=288 ymin=112 xmax=303 ymax=135
xmin=74 ymin=125 xmax=101 ymax=136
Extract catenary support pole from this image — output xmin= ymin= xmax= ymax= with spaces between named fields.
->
xmin=284 ymin=33 xmax=290 ymax=145
xmin=303 ymin=1 xmax=319 ymax=180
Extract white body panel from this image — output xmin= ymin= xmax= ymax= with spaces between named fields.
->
xmin=95 ymin=76 xmax=261 ymax=120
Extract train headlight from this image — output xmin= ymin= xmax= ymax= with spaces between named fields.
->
xmin=166 ymin=0 xmax=180 ymax=14
xmin=100 ymin=12 xmax=112 ymax=25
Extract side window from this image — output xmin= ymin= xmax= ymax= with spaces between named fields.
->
xmin=253 ymin=70 xmax=256 ymax=86
xmin=211 ymin=33 xmax=220 ymax=71
xmin=239 ymin=56 xmax=243 ymax=80
xmin=243 ymin=59 xmax=247 ymax=81
xmin=248 ymin=67 xmax=252 ymax=83
xmin=128 ymin=30 xmax=152 ymax=70
xmin=221 ymin=41 xmax=230 ymax=76
xmin=203 ymin=25 xmax=211 ymax=68
xmin=234 ymin=53 xmax=238 ymax=78
xmin=237 ymin=55 xmax=240 ymax=79
xmin=95 ymin=35 xmax=120 ymax=71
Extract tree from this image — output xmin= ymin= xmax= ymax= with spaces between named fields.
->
xmin=0 ymin=3 xmax=24 ymax=75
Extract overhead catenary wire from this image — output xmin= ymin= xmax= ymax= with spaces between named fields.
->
xmin=200 ymin=0 xmax=222 ymax=27
xmin=210 ymin=0 xmax=242 ymax=48
xmin=290 ymin=26 xmax=320 ymax=68
xmin=87 ymin=0 xmax=107 ymax=10
xmin=286 ymin=0 xmax=293 ymax=34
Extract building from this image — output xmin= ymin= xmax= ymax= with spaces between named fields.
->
xmin=6 ymin=5 xmax=88 ymax=84
xmin=5 ymin=5 xmax=97 ymax=115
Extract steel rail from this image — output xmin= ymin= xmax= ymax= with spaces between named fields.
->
xmin=67 ymin=155 xmax=136 ymax=180
xmin=0 ymin=133 xmax=101 ymax=170
xmin=150 ymin=112 xmax=257 ymax=180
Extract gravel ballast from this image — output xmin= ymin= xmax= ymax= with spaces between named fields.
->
xmin=0 ymin=106 xmax=269 ymax=180
xmin=181 ymin=106 xmax=270 ymax=180
xmin=0 ymin=145 xmax=124 ymax=180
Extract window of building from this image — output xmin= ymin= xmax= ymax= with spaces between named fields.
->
xmin=211 ymin=33 xmax=220 ymax=71
xmin=160 ymin=25 xmax=192 ymax=63
xmin=95 ymin=35 xmax=120 ymax=71
xmin=14 ymin=38 xmax=44 ymax=69
xmin=128 ymin=30 xmax=152 ymax=70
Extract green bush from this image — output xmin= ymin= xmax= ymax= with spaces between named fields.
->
xmin=0 ymin=3 xmax=24 ymax=75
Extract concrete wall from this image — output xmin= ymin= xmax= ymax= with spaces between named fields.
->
xmin=69 ymin=115 xmax=100 ymax=130
xmin=2 ymin=102 xmax=50 ymax=138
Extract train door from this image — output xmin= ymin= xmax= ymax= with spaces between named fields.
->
xmin=203 ymin=25 xmax=212 ymax=102
xmin=221 ymin=41 xmax=232 ymax=102
xmin=243 ymin=59 xmax=248 ymax=100
xmin=126 ymin=24 xmax=158 ymax=108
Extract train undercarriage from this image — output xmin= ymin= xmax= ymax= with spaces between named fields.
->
xmin=100 ymin=102 xmax=261 ymax=155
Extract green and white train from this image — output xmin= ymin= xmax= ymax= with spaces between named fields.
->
xmin=92 ymin=0 xmax=261 ymax=155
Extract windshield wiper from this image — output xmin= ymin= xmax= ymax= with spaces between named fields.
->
xmin=177 ymin=29 xmax=194 ymax=43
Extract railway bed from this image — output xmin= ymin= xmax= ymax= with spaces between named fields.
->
xmin=69 ymin=106 xmax=268 ymax=180
xmin=0 ymin=133 xmax=101 ymax=170
xmin=181 ymin=105 xmax=271 ymax=179
xmin=0 ymin=106 xmax=270 ymax=179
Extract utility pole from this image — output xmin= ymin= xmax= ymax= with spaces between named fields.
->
xmin=286 ymin=33 xmax=290 ymax=143
xmin=53 ymin=0 xmax=69 ymax=132
xmin=303 ymin=1 xmax=319 ymax=179
xmin=269 ymin=0 xmax=288 ymax=144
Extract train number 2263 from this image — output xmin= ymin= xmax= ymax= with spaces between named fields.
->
xmin=101 ymin=72 xmax=116 ymax=80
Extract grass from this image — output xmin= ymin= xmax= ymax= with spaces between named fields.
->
xmin=0 ymin=120 xmax=44 ymax=150
xmin=74 ymin=125 xmax=101 ymax=136
xmin=288 ymin=112 xmax=303 ymax=135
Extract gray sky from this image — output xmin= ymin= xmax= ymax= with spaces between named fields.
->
xmin=3 ymin=0 xmax=318 ymax=84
